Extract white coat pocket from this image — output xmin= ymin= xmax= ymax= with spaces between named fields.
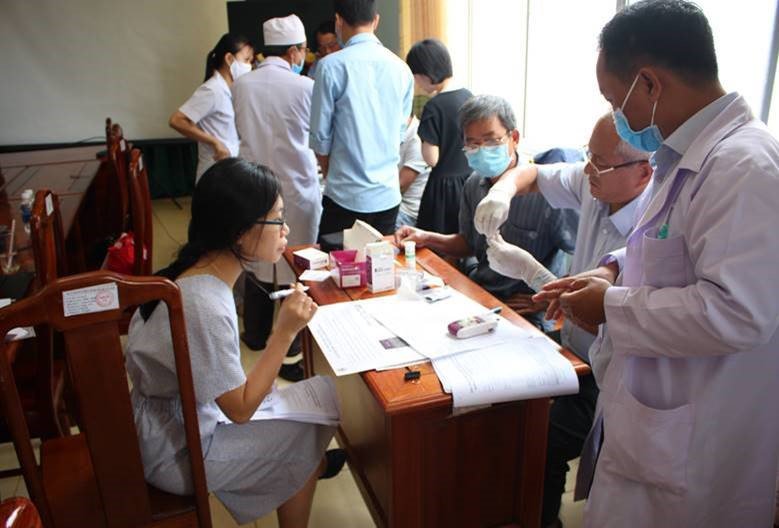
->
xmin=600 ymin=380 xmax=693 ymax=495
xmin=641 ymin=232 xmax=693 ymax=288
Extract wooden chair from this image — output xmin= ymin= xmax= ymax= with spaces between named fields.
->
xmin=0 ymin=271 xmax=211 ymax=527
xmin=104 ymin=117 xmax=131 ymax=235
xmin=128 ymin=148 xmax=153 ymax=276
xmin=30 ymin=190 xmax=68 ymax=288
xmin=0 ymin=190 xmax=72 ymax=474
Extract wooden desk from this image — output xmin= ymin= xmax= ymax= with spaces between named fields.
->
xmin=285 ymin=245 xmax=588 ymax=528
xmin=0 ymin=148 xmax=107 ymax=274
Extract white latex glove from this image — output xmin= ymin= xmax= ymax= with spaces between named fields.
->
xmin=474 ymin=183 xmax=514 ymax=237
xmin=486 ymin=234 xmax=558 ymax=292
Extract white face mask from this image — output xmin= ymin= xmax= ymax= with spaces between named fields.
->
xmin=230 ymin=59 xmax=251 ymax=81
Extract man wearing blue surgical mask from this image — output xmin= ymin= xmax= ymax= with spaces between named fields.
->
xmin=531 ymin=1 xmax=779 ymax=526
xmin=395 ymin=94 xmax=576 ymax=328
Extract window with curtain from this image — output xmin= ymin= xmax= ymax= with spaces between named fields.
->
xmin=447 ymin=0 xmax=779 ymax=153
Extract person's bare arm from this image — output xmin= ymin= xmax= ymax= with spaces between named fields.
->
xmin=216 ymin=286 xmax=315 ymax=423
xmin=393 ymin=226 xmax=471 ymax=258
xmin=399 ymin=166 xmax=420 ymax=194
xmin=316 ymin=154 xmax=330 ymax=179
xmin=421 ymin=142 xmax=440 ymax=167
xmin=169 ymin=111 xmax=230 ymax=160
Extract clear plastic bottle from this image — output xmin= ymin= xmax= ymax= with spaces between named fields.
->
xmin=20 ymin=189 xmax=34 ymax=233
xmin=404 ymin=240 xmax=416 ymax=271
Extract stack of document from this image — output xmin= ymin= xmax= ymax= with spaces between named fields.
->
xmin=432 ymin=339 xmax=579 ymax=408
xmin=217 ymin=376 xmax=340 ymax=426
xmin=307 ymin=301 xmax=426 ymax=375
xmin=306 ymin=289 xmax=581 ymax=408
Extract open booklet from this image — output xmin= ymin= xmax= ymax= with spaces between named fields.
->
xmin=216 ymin=375 xmax=340 ymax=426
xmin=432 ymin=339 xmax=579 ymax=408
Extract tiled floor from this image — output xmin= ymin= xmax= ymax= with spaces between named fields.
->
xmin=0 ymin=197 xmax=584 ymax=528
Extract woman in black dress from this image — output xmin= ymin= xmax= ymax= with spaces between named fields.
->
xmin=406 ymin=39 xmax=473 ymax=234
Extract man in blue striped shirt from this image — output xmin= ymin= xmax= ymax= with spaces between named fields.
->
xmin=309 ymin=0 xmax=414 ymax=239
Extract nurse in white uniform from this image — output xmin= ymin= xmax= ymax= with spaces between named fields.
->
xmin=169 ymin=33 xmax=253 ymax=182
xmin=233 ymin=15 xmax=321 ymax=381
xmin=535 ymin=2 xmax=779 ymax=527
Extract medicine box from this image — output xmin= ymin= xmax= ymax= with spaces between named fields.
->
xmin=329 ymin=249 xmax=366 ymax=288
xmin=365 ymin=241 xmax=395 ymax=293
xmin=293 ymin=247 xmax=329 ymax=270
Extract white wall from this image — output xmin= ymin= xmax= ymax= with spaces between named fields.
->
xmin=0 ymin=0 xmax=229 ymax=145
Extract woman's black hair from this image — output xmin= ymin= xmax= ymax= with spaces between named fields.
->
xmin=405 ymin=38 xmax=453 ymax=85
xmin=140 ymin=158 xmax=281 ymax=321
xmin=204 ymin=33 xmax=251 ymax=82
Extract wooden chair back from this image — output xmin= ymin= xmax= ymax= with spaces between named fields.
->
xmin=0 ymin=272 xmax=211 ymax=527
xmin=128 ymin=148 xmax=153 ymax=275
xmin=30 ymin=189 xmax=67 ymax=288
xmin=104 ymin=117 xmax=130 ymax=233
xmin=23 ymin=188 xmax=70 ymax=439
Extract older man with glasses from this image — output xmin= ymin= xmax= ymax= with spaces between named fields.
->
xmin=474 ymin=113 xmax=651 ymax=528
xmin=395 ymin=94 xmax=577 ymax=330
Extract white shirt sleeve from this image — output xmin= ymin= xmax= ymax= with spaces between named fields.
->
xmin=400 ymin=129 xmax=428 ymax=175
xmin=179 ymin=83 xmax=216 ymax=125
xmin=536 ymin=162 xmax=587 ymax=211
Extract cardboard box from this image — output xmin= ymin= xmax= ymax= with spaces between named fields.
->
xmin=293 ymin=247 xmax=329 ymax=270
xmin=329 ymin=250 xmax=366 ymax=288
xmin=366 ymin=241 xmax=395 ymax=293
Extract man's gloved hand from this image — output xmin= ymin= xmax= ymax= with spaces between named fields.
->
xmin=474 ymin=184 xmax=513 ymax=237
xmin=486 ymin=234 xmax=558 ymax=292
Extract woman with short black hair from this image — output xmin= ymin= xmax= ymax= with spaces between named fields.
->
xmin=405 ymin=38 xmax=473 ymax=234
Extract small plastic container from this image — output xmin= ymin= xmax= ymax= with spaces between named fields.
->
xmin=403 ymin=240 xmax=416 ymax=271
xmin=20 ymin=189 xmax=34 ymax=226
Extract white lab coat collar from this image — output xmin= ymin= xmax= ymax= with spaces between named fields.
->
xmin=258 ymin=56 xmax=293 ymax=72
xmin=675 ymin=93 xmax=753 ymax=173
xmin=663 ymin=92 xmax=736 ymax=158
xmin=210 ymin=71 xmax=232 ymax=98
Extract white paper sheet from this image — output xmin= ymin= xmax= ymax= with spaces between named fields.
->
xmin=307 ymin=301 xmax=426 ymax=375
xmin=299 ymin=269 xmax=331 ymax=282
xmin=432 ymin=339 xmax=579 ymax=408
xmin=357 ymin=289 xmax=533 ymax=359
xmin=0 ymin=299 xmax=36 ymax=341
xmin=217 ymin=376 xmax=340 ymax=426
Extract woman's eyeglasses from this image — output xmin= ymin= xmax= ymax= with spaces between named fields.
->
xmin=255 ymin=218 xmax=287 ymax=237
xmin=255 ymin=219 xmax=285 ymax=227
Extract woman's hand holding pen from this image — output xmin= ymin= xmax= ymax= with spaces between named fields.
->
xmin=275 ymin=283 xmax=318 ymax=339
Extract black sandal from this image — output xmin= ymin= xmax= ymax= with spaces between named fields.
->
xmin=319 ymin=449 xmax=347 ymax=479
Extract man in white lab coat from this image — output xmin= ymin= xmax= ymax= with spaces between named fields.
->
xmin=233 ymin=15 xmax=321 ymax=380
xmin=530 ymin=1 xmax=779 ymax=526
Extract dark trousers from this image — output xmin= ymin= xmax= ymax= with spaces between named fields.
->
xmin=317 ymin=196 xmax=399 ymax=242
xmin=242 ymin=275 xmax=300 ymax=355
xmin=541 ymin=372 xmax=599 ymax=526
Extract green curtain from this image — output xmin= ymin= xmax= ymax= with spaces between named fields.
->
xmin=136 ymin=139 xmax=197 ymax=199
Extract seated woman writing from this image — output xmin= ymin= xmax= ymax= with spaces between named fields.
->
xmin=126 ymin=158 xmax=345 ymax=527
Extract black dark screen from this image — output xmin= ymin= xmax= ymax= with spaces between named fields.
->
xmin=226 ymin=1 xmax=335 ymax=50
